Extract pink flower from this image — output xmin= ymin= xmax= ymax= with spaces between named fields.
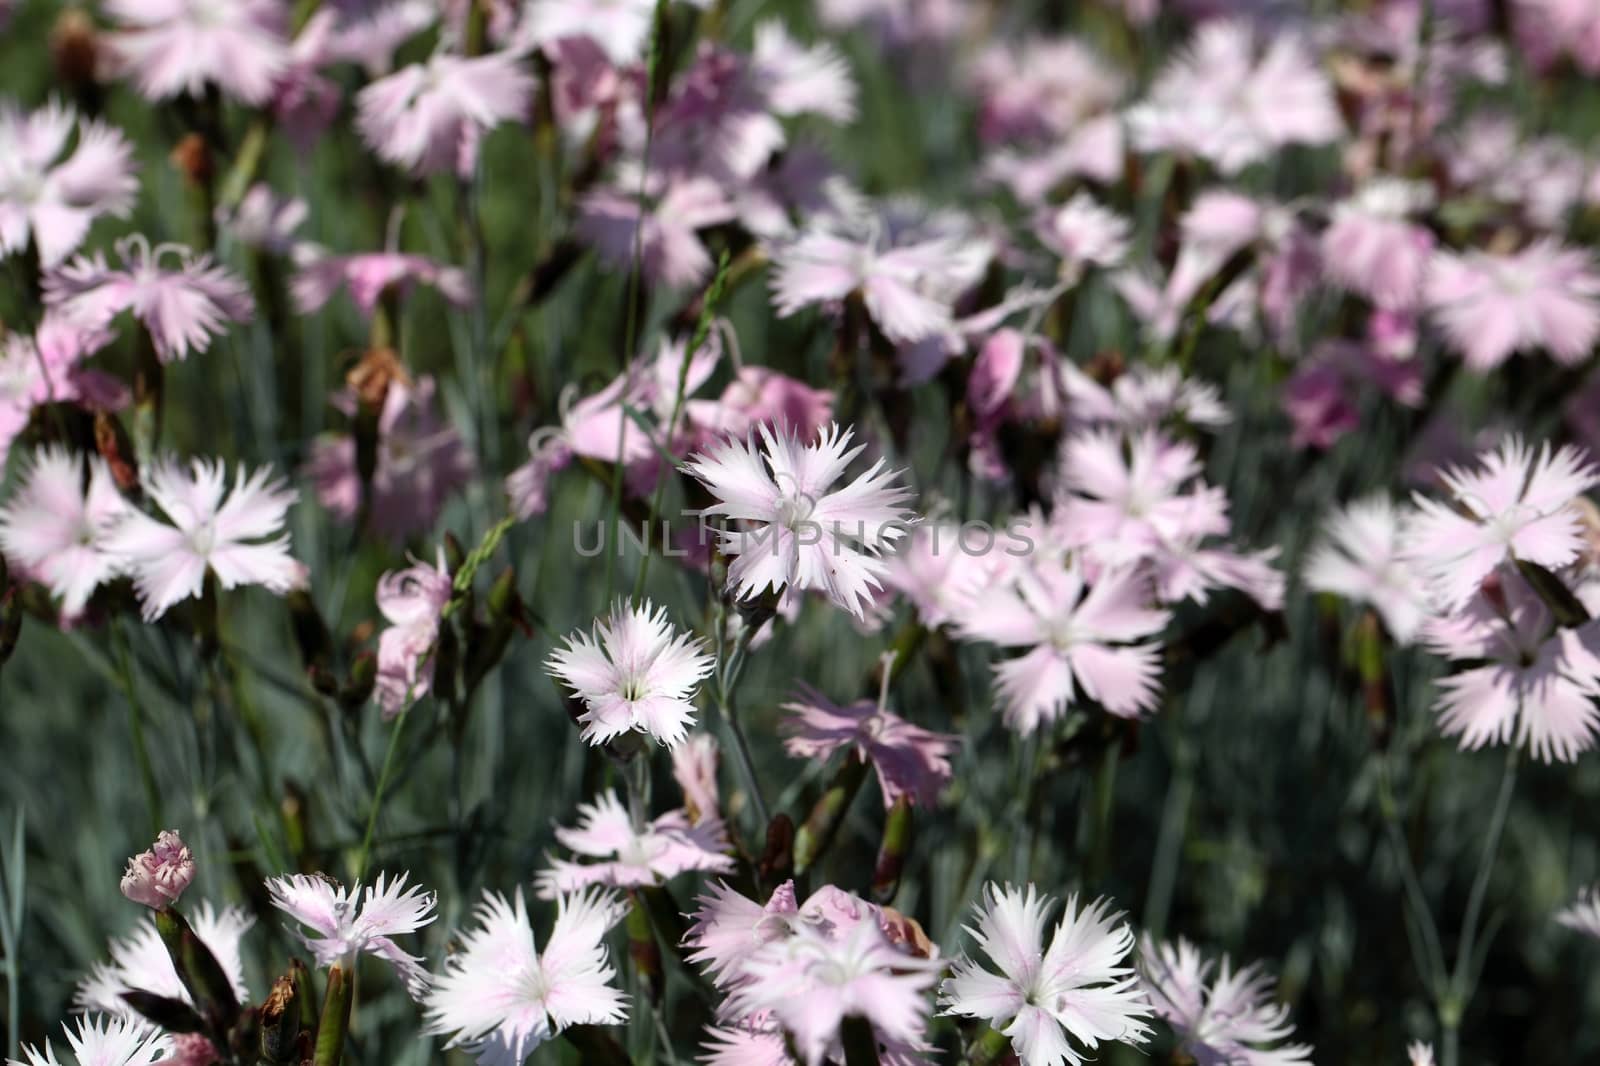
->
xmin=1420 ymin=573 xmax=1600 ymax=762
xmin=1139 ymin=938 xmax=1312 ymax=1066
xmin=373 ymin=550 xmax=454 ymax=718
xmin=77 ymin=902 xmax=254 ymax=1017
xmin=356 ymin=51 xmax=534 ymax=177
xmin=1404 ymin=436 xmax=1599 ymax=611
xmin=164 ymin=1035 xmax=219 ymax=1066
xmin=684 ymin=423 xmax=918 ymax=620
xmin=1282 ymin=359 xmax=1359 ymax=451
xmin=1035 ymin=193 xmax=1130 ymax=282
xmin=45 ymin=236 xmax=254 ymax=364
xmin=1425 ymin=241 xmax=1600 ymax=371
xmin=1555 ymin=885 xmax=1600 ymax=940
xmin=0 ymin=447 xmax=129 ymax=617
xmin=882 ymin=521 xmax=1004 ymax=629
xmin=672 ymin=733 xmax=721 ymax=823
xmin=1322 ymin=179 xmax=1436 ymax=310
xmin=752 ymin=20 xmax=858 ymax=124
xmin=292 ymin=251 xmax=473 ymax=318
xmin=519 ymin=0 xmax=705 ymax=65
xmin=782 ymin=683 xmax=958 ymax=808
xmin=1059 ymin=364 xmax=1229 ymax=433
xmin=0 ymin=316 xmax=123 ymax=467
xmin=304 ymin=376 xmax=475 ymax=542
xmin=969 ymin=36 xmax=1125 ymax=145
xmin=12 ymin=1016 xmax=171 ymax=1066
xmin=1515 ymin=0 xmax=1600 ymax=74
xmin=1305 ymin=496 xmax=1431 ymax=645
xmin=102 ymin=0 xmax=289 ymax=105
xmin=100 ymin=457 xmax=300 ymax=621
xmin=118 ymin=830 xmax=196 ymax=910
xmin=547 ymin=600 xmax=715 ymax=748
xmin=328 ymin=2 xmax=438 ymax=75
xmin=423 ymin=888 xmax=627 ymax=1062
xmin=940 ymin=884 xmax=1152 ymax=1066
xmin=685 ymin=880 xmax=805 ymax=988
xmin=216 ymin=184 xmax=307 ymax=255
xmin=267 ymin=872 xmax=437 ymax=997
xmin=959 ymin=556 xmax=1169 ymax=732
xmin=0 ymin=100 xmax=138 ymax=267
xmin=576 ymin=174 xmax=737 ymax=289
xmin=685 ymin=366 xmax=836 ymax=445
xmin=534 ymin=790 xmax=734 ymax=895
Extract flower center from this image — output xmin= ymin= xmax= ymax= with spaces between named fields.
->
xmin=776 ymin=491 xmax=816 ymax=530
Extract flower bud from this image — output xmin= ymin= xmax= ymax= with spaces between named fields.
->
xmin=120 ymin=830 xmax=194 ymax=910
xmin=50 ymin=8 xmax=99 ymax=89
xmin=258 ymin=972 xmax=301 ymax=1063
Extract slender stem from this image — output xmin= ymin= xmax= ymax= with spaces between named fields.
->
xmin=1144 ymin=736 xmax=1194 ymax=941
xmin=354 ymin=707 xmax=412 ymax=885
xmin=624 ymin=750 xmax=652 ymax=834
xmin=1377 ymin=755 xmax=1448 ymax=987
xmin=112 ymin=622 xmax=163 ymax=834
xmin=718 ymin=691 xmax=769 ymax=828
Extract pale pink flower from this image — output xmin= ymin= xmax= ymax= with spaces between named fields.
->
xmin=684 ymin=423 xmax=917 ymax=620
xmin=1036 ymin=193 xmax=1130 ymax=282
xmin=328 ymin=1 xmax=438 ymax=75
xmin=373 ymin=550 xmax=454 ymax=718
xmin=10 ymin=1016 xmax=170 ymax=1066
xmin=1515 ymin=0 xmax=1600 ymax=74
xmin=0 ymin=317 xmax=122 ymax=468
xmin=672 ymin=733 xmax=721 ymax=823
xmin=1305 ymin=497 xmax=1431 ymax=644
xmin=969 ymin=36 xmax=1124 ymax=145
xmin=102 ymin=0 xmax=289 ymax=105
xmin=547 ymin=600 xmax=715 ymax=748
xmin=272 ymin=10 xmax=342 ymax=149
xmin=701 ymin=1026 xmax=793 ymax=1066
xmin=1555 ymin=885 xmax=1600 ymax=939
xmin=519 ymin=0 xmax=706 ymax=65
xmin=1281 ymin=360 xmax=1358 ymax=451
xmin=685 ymin=880 xmax=805 ymax=989
xmin=1139 ymin=938 xmax=1312 ymax=1066
xmin=0 ymin=100 xmax=138 ymax=267
xmin=423 ymin=887 xmax=627 ymax=1063
xmin=267 ymin=872 xmax=437 ymax=998
xmin=684 ymin=367 xmax=835 ymax=446
xmin=76 ymin=902 xmax=254 ymax=1017
xmin=1425 ymin=241 xmax=1600 ymax=371
xmin=1059 ymin=364 xmax=1229 ymax=434
xmin=1322 ymin=179 xmax=1436 ymax=311
xmin=118 ymin=830 xmax=195 ymax=910
xmin=959 ymin=556 xmax=1169 ymax=732
xmin=984 ymin=116 xmax=1124 ymax=205
xmin=782 ymin=684 xmax=957 ymax=808
xmin=1420 ymin=573 xmax=1600 ymax=763
xmin=882 ymin=521 xmax=1003 ymax=629
xmin=535 ymin=790 xmax=733 ymax=895
xmin=292 ymin=251 xmax=473 ymax=318
xmin=1408 ymin=1042 xmax=1437 ymax=1066
xmin=100 ymin=457 xmax=300 ymax=621
xmin=0 ymin=447 xmax=128 ymax=616
xmin=576 ymin=174 xmax=736 ymax=289
xmin=163 ymin=1035 xmax=219 ymax=1066
xmin=216 ymin=184 xmax=307 ymax=255
xmin=752 ymin=21 xmax=857 ymax=124
xmin=357 ymin=50 xmax=534 ymax=177
xmin=940 ymin=884 xmax=1152 ymax=1066
xmin=1404 ymin=436 xmax=1599 ymax=611
xmin=44 ymin=236 xmax=254 ymax=364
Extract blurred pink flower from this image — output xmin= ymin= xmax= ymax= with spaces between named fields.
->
xmin=1059 ymin=364 xmax=1229 ymax=434
xmin=969 ymin=36 xmax=1124 ymax=145
xmin=685 ymin=423 xmax=917 ymax=619
xmin=0 ymin=314 xmax=123 ymax=468
xmin=356 ymin=51 xmax=534 ymax=177
xmin=0 ymin=447 xmax=128 ymax=617
xmin=328 ymin=1 xmax=438 ymax=75
xmin=165 ymin=1035 xmax=219 ymax=1066
xmin=576 ymin=174 xmax=736 ymax=289
xmin=1036 ymin=193 xmax=1130 ymax=282
xmin=373 ymin=550 xmax=453 ymax=718
xmin=216 ymin=184 xmax=307 ymax=255
xmin=1409 ymin=1042 xmax=1438 ymax=1066
xmin=1139 ymin=938 xmax=1312 ymax=1066
xmin=118 ymin=830 xmax=195 ymax=910
xmin=1305 ymin=496 xmax=1431 ymax=644
xmin=547 ymin=600 xmax=715 ymax=748
xmin=1514 ymin=0 xmax=1600 ymax=74
xmin=272 ymin=10 xmax=343 ymax=150
xmin=267 ymin=872 xmax=437 ymax=997
xmin=1555 ymin=884 xmax=1600 ymax=940
xmin=77 ymin=902 xmax=253 ymax=1018
xmin=672 ymin=732 xmax=721 ymax=823
xmin=1282 ymin=359 xmax=1359 ymax=451
xmin=424 ymin=887 xmax=627 ymax=1062
xmin=1404 ymin=436 xmax=1598 ymax=611
xmin=1322 ymin=179 xmax=1435 ymax=311
xmin=519 ymin=0 xmax=706 ymax=65
xmin=781 ymin=684 xmax=958 ymax=808
xmin=882 ymin=521 xmax=1003 ymax=629
xmin=940 ymin=883 xmax=1152 ymax=1066
xmin=534 ymin=790 xmax=733 ymax=895
xmin=100 ymin=457 xmax=300 ymax=621
xmin=13 ymin=1017 xmax=171 ymax=1066
xmin=701 ymin=1026 xmax=793 ymax=1066
xmin=102 ymin=0 xmax=289 ymax=105
xmin=1425 ymin=241 xmax=1600 ymax=371
xmin=959 ymin=556 xmax=1169 ymax=731
xmin=752 ymin=21 xmax=857 ymax=124
xmin=685 ymin=366 xmax=835 ymax=445
xmin=45 ymin=236 xmax=254 ymax=364
xmin=292 ymin=251 xmax=473 ymax=317
xmin=0 ymin=100 xmax=138 ymax=267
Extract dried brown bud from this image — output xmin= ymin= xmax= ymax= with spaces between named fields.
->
xmin=345 ymin=347 xmax=410 ymax=412
xmin=170 ymin=133 xmax=214 ymax=188
xmin=50 ymin=9 xmax=99 ymax=87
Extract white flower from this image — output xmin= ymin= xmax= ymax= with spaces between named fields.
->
xmin=1556 ymin=884 xmax=1600 ymax=940
xmin=266 ymin=873 xmax=437 ymax=998
xmin=9 ymin=1016 xmax=170 ymax=1066
xmin=0 ymin=447 xmax=129 ymax=616
xmin=76 ymin=903 xmax=254 ymax=1017
xmin=534 ymin=790 xmax=734 ymax=896
xmin=1305 ymin=496 xmax=1432 ymax=645
xmin=1139 ymin=937 xmax=1312 ymax=1066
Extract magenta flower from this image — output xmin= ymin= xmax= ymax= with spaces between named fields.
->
xmin=100 ymin=457 xmax=300 ymax=621
xmin=1404 ymin=436 xmax=1599 ymax=611
xmin=292 ymin=251 xmax=473 ymax=318
xmin=267 ymin=872 xmax=437 ymax=997
xmin=373 ymin=550 xmax=454 ymax=718
xmin=940 ymin=884 xmax=1152 ymax=1066
xmin=102 ymin=0 xmax=289 ymax=105
xmin=1139 ymin=938 xmax=1312 ymax=1066
xmin=576 ymin=174 xmax=736 ymax=289
xmin=0 ymin=100 xmax=138 ymax=267
xmin=1425 ymin=241 xmax=1600 ymax=371
xmin=959 ymin=556 xmax=1169 ymax=732
xmin=118 ymin=830 xmax=196 ymax=910
xmin=0 ymin=447 xmax=129 ymax=617
xmin=684 ymin=423 xmax=918 ymax=620
xmin=782 ymin=683 xmax=958 ymax=808
xmin=45 ymin=236 xmax=254 ymax=364
xmin=77 ymin=901 xmax=253 ymax=1019
xmin=356 ymin=51 xmax=534 ymax=177
xmin=1322 ymin=179 xmax=1436 ymax=311
xmin=1305 ymin=497 xmax=1431 ymax=645
xmin=534 ymin=790 xmax=734 ymax=896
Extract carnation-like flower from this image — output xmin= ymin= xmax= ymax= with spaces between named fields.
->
xmin=685 ymin=423 xmax=917 ymax=620
xmin=547 ymin=600 xmax=714 ymax=748
xmin=1555 ymin=884 xmax=1600 ymax=939
xmin=1425 ymin=241 xmax=1600 ymax=371
xmin=44 ymin=236 xmax=254 ymax=364
xmin=101 ymin=457 xmax=300 ymax=621
xmin=1322 ymin=179 xmax=1436 ymax=310
xmin=752 ymin=20 xmax=858 ymax=123
xmin=373 ymin=550 xmax=454 ymax=718
xmin=357 ymin=51 xmax=534 ymax=177
xmin=1305 ymin=496 xmax=1432 ymax=644
xmin=266 ymin=872 xmax=437 ymax=998
xmin=576 ymin=174 xmax=736 ymax=289
xmin=0 ymin=100 xmax=138 ymax=267
xmin=9 ymin=1016 xmax=171 ymax=1066
xmin=423 ymin=887 xmax=627 ymax=1064
xmin=1036 ymin=193 xmax=1131 ymax=282
xmin=102 ymin=0 xmax=289 ymax=105
xmin=1405 ymin=436 xmax=1598 ymax=611
xmin=1409 ymin=1042 xmax=1437 ymax=1066
xmin=1060 ymin=364 xmax=1229 ymax=434
xmin=1139 ymin=937 xmax=1312 ymax=1066
xmin=77 ymin=902 xmax=254 ymax=1017
xmin=0 ymin=447 xmax=128 ymax=617
xmin=535 ymin=790 xmax=733 ymax=895
xmin=519 ymin=0 xmax=706 ymax=65
xmin=292 ymin=251 xmax=473 ymax=318
xmin=940 ymin=884 xmax=1153 ymax=1066
xmin=782 ymin=683 xmax=958 ymax=808
xmin=118 ymin=830 xmax=195 ymax=910
xmin=0 ymin=317 xmax=122 ymax=468
xmin=216 ymin=184 xmax=307 ymax=255
xmin=672 ymin=733 xmax=721 ymax=823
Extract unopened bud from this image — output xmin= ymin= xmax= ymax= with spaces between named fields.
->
xmin=50 ymin=9 xmax=99 ymax=88
xmin=258 ymin=973 xmax=301 ymax=1063
xmin=170 ymin=133 xmax=214 ymax=189
xmin=120 ymin=830 xmax=193 ymax=910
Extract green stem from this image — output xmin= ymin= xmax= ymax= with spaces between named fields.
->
xmin=353 ymin=707 xmax=412 ymax=885
xmin=311 ymin=964 xmax=352 ymax=1066
xmin=112 ymin=622 xmax=163 ymax=834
